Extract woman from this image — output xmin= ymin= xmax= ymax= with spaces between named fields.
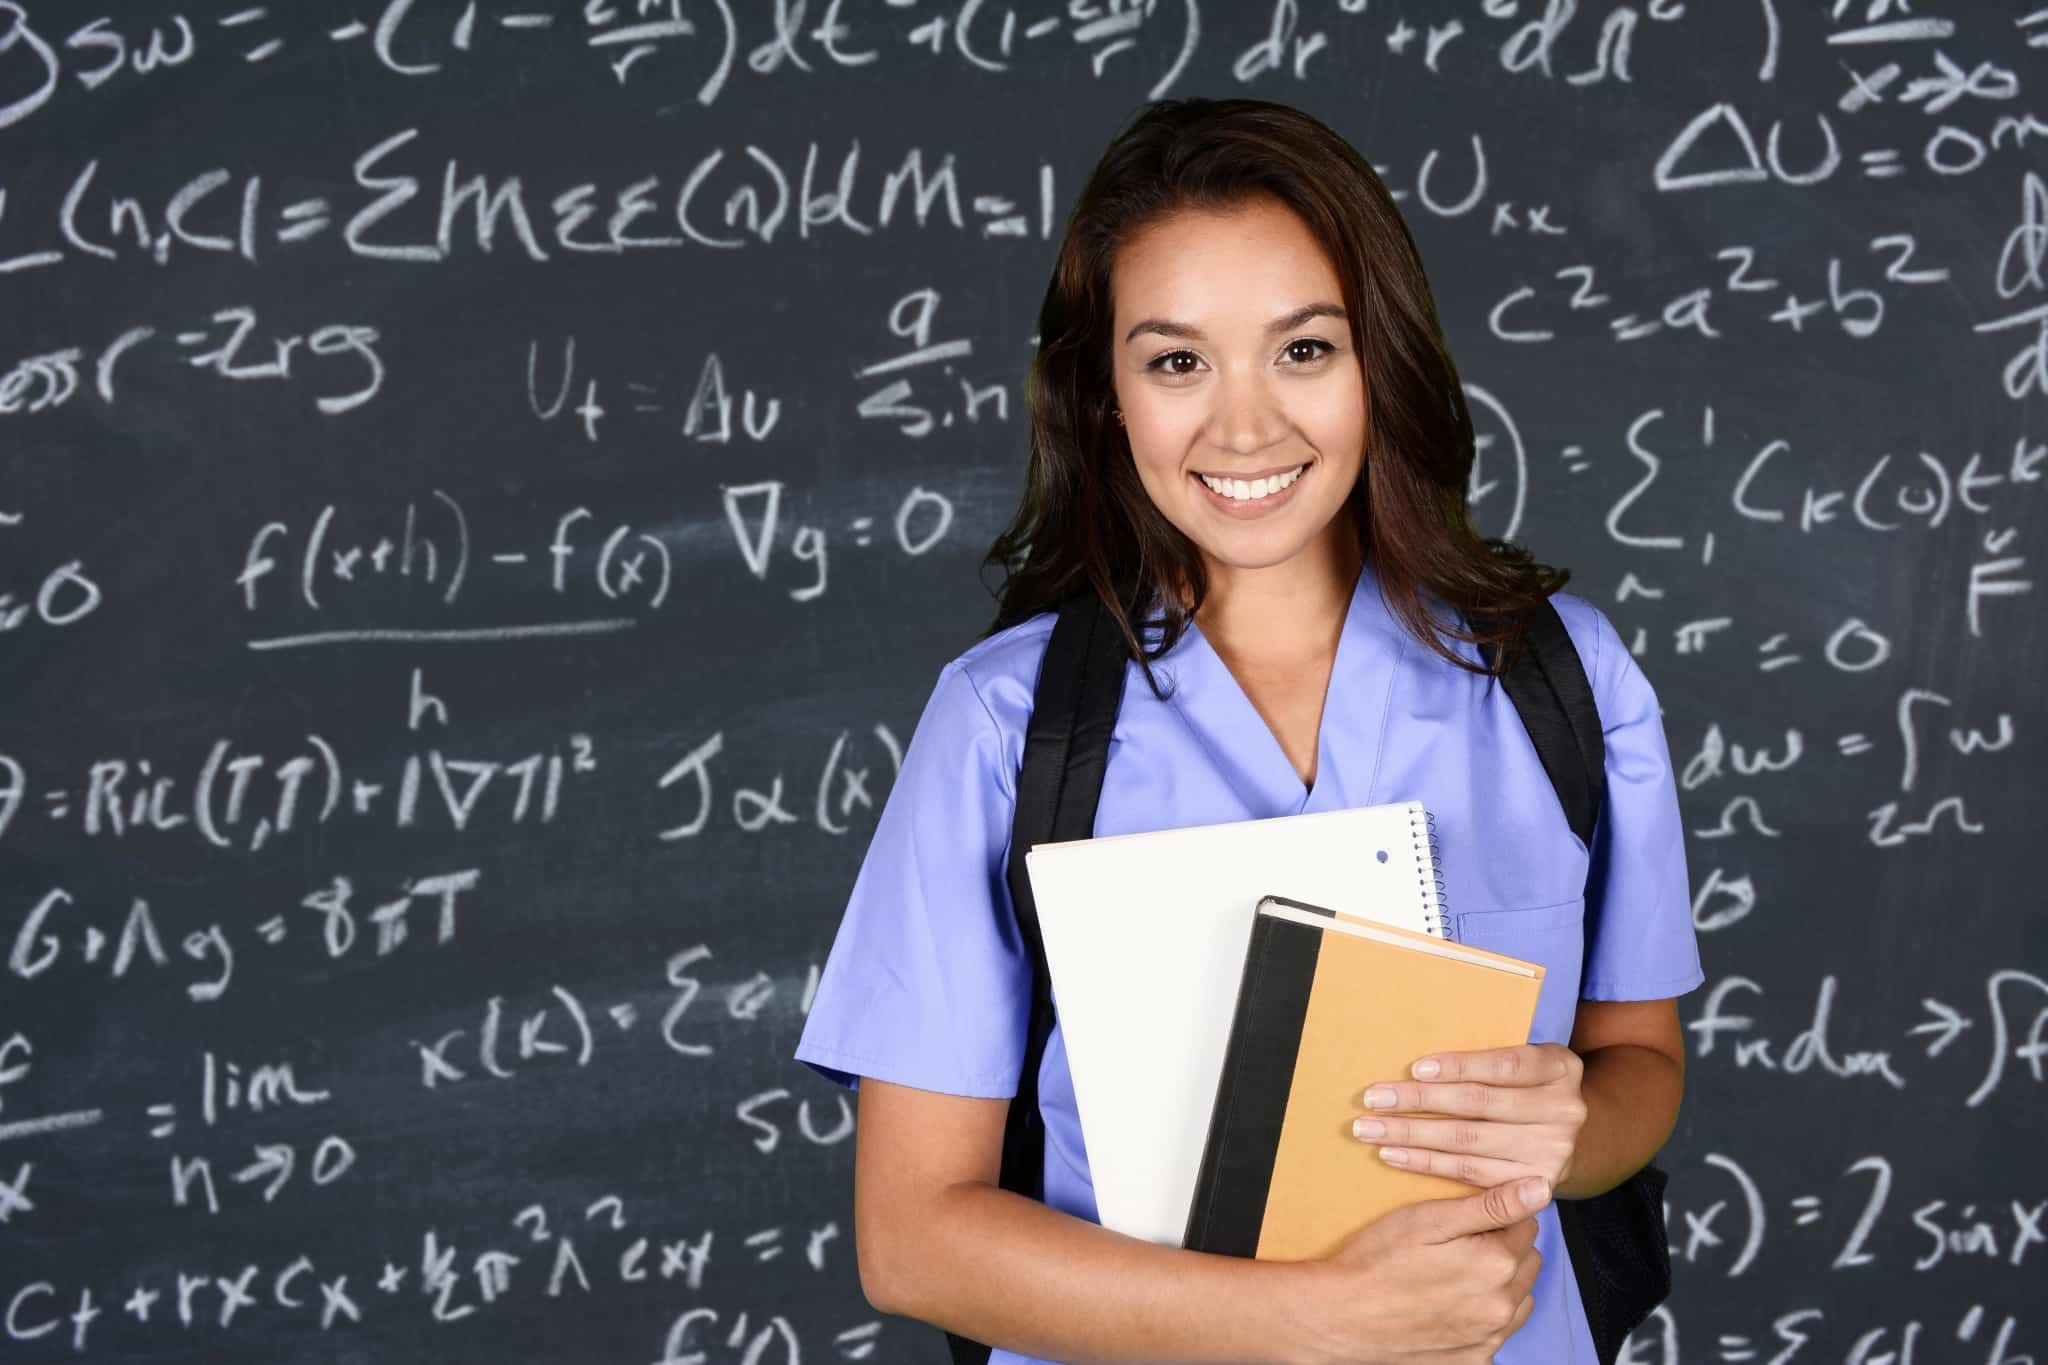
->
xmin=795 ymin=97 xmax=1701 ymax=1364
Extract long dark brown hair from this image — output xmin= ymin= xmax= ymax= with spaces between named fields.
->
xmin=980 ymin=97 xmax=1569 ymax=697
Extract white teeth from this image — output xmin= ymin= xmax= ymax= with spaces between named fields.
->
xmin=1198 ymin=463 xmax=1306 ymax=501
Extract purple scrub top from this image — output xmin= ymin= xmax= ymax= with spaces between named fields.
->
xmin=794 ymin=556 xmax=1705 ymax=1365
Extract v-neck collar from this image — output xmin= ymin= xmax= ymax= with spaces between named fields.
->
xmin=1156 ymin=557 xmax=1404 ymax=818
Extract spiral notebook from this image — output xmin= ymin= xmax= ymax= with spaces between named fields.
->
xmin=1023 ymin=800 xmax=1453 ymax=1248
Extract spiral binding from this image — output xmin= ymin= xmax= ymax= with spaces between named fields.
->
xmin=1408 ymin=802 xmax=1453 ymax=941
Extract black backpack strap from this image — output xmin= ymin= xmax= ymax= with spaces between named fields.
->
xmin=1474 ymin=598 xmax=1603 ymax=849
xmin=944 ymin=589 xmax=1129 ymax=1365
xmin=1475 ymin=597 xmax=1672 ymax=1365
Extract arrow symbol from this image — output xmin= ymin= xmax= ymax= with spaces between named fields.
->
xmin=1907 ymin=997 xmax=1971 ymax=1056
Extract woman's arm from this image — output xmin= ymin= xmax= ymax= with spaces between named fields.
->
xmin=853 ymin=1077 xmax=1311 ymax=1365
xmin=1560 ymin=996 xmax=1686 ymax=1200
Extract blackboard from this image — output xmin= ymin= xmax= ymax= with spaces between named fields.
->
xmin=4 ymin=2 xmax=2044 ymax=1361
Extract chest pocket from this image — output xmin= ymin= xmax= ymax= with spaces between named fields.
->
xmin=1454 ymin=896 xmax=1586 ymax=1044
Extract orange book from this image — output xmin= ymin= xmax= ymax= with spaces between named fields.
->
xmin=1183 ymin=894 xmax=1546 ymax=1260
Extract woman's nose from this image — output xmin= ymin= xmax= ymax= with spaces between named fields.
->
xmin=1203 ymin=378 xmax=1290 ymax=455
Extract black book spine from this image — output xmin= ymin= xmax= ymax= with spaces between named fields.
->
xmin=1182 ymin=903 xmax=1326 ymax=1256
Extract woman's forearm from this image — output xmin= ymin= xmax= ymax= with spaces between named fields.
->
xmin=868 ymin=1181 xmax=1309 ymax=1365
xmin=1557 ymin=1043 xmax=1684 ymax=1200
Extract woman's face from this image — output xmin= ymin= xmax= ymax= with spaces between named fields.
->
xmin=1109 ymin=196 xmax=1367 ymax=582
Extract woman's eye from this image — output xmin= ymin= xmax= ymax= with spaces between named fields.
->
xmin=1144 ymin=340 xmax=1335 ymax=377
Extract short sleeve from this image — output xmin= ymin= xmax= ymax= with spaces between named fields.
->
xmin=792 ymin=660 xmax=1030 ymax=1096
xmin=1579 ymin=607 xmax=1706 ymax=1001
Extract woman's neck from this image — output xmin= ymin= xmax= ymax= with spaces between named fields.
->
xmin=1190 ymin=522 xmax=1363 ymax=670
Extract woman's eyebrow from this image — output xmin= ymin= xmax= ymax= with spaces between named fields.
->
xmin=1122 ymin=301 xmax=1348 ymax=344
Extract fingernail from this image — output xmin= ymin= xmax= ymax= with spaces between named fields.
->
xmin=1364 ymin=1086 xmax=1396 ymax=1108
xmin=1353 ymin=1117 xmax=1386 ymax=1140
xmin=1520 ymin=1178 xmax=1550 ymax=1209
xmin=1412 ymin=1058 xmax=1440 ymax=1079
xmin=1379 ymin=1147 xmax=1408 ymax=1166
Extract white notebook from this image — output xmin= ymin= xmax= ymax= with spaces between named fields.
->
xmin=1024 ymin=799 xmax=1449 ymax=1248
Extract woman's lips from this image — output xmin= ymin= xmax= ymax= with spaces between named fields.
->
xmin=1191 ymin=461 xmax=1310 ymax=518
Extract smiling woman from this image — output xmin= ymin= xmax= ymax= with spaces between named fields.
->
xmin=793 ymin=95 xmax=1701 ymax=1365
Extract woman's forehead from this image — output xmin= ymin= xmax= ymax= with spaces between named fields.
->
xmin=1111 ymin=211 xmax=1341 ymax=327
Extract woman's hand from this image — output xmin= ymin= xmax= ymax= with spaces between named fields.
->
xmin=1282 ymin=1177 xmax=1548 ymax=1365
xmin=1352 ymin=1043 xmax=1587 ymax=1194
